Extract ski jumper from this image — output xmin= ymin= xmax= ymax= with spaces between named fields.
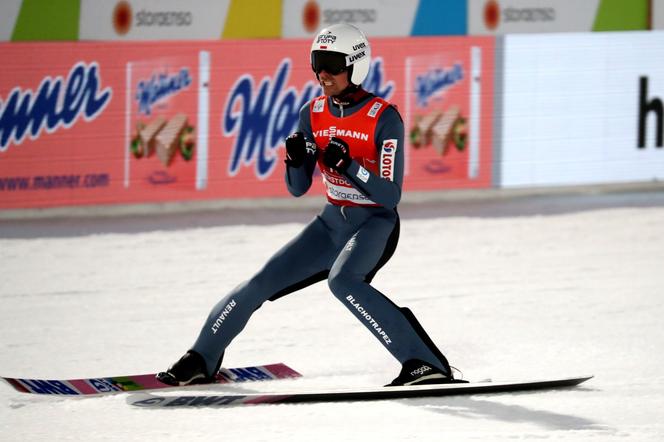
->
xmin=190 ymin=92 xmax=451 ymax=377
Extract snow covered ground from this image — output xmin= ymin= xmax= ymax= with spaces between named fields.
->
xmin=1 ymin=190 xmax=663 ymax=441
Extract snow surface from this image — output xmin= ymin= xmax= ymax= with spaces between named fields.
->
xmin=1 ymin=193 xmax=663 ymax=441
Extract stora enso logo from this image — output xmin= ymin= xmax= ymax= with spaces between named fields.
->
xmin=223 ymin=57 xmax=393 ymax=179
xmin=0 ymin=62 xmax=111 ymax=151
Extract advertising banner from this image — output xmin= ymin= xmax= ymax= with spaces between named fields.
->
xmin=282 ymin=0 xmax=467 ymax=37
xmin=469 ymin=0 xmax=649 ymax=35
xmin=404 ymin=40 xmax=489 ymax=188
xmin=499 ymin=31 xmax=664 ymax=188
xmin=0 ymin=0 xmax=281 ymax=41
xmin=0 ymin=0 xmax=23 ymax=41
xmin=0 ymin=36 xmax=494 ymax=209
xmin=79 ymin=0 xmax=231 ymax=41
xmin=125 ymin=52 xmax=207 ymax=193
xmin=1 ymin=0 xmax=79 ymax=41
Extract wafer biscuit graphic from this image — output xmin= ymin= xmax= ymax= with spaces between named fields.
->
xmin=139 ymin=116 xmax=166 ymax=157
xmin=417 ymin=111 xmax=442 ymax=146
xmin=431 ymin=106 xmax=460 ymax=155
xmin=155 ymin=113 xmax=188 ymax=166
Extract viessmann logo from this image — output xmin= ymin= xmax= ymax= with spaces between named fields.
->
xmin=112 ymin=0 xmax=193 ymax=36
xmin=483 ymin=0 xmax=556 ymax=30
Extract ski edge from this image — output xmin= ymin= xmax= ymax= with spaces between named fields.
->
xmin=2 ymin=362 xmax=302 ymax=396
xmin=128 ymin=375 xmax=594 ymax=408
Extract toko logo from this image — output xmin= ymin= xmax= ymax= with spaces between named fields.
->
xmin=223 ymin=57 xmax=394 ymax=179
xmin=0 ymin=62 xmax=111 ymax=152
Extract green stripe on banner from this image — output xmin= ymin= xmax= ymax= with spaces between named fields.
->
xmin=592 ymin=0 xmax=649 ymax=31
xmin=11 ymin=0 xmax=80 ymax=41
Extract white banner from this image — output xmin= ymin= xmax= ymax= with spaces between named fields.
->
xmin=79 ymin=0 xmax=230 ymax=40
xmin=499 ymin=31 xmax=664 ymax=187
xmin=0 ymin=0 xmax=22 ymax=41
xmin=469 ymin=0 xmax=600 ymax=35
xmin=654 ymin=0 xmax=664 ymax=30
xmin=282 ymin=0 xmax=418 ymax=38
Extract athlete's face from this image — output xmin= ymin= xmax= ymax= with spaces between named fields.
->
xmin=317 ymin=69 xmax=350 ymax=97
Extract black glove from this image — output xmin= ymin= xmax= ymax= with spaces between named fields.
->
xmin=284 ymin=132 xmax=307 ymax=168
xmin=322 ymin=137 xmax=351 ymax=173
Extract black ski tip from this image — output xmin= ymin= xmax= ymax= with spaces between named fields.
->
xmin=573 ymin=375 xmax=594 ymax=384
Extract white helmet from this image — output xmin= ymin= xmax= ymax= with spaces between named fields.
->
xmin=310 ymin=23 xmax=371 ymax=86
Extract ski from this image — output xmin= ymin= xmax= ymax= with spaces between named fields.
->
xmin=2 ymin=363 xmax=301 ymax=396
xmin=128 ymin=375 xmax=593 ymax=408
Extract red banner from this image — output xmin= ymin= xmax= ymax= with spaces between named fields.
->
xmin=0 ymin=37 xmax=494 ymax=209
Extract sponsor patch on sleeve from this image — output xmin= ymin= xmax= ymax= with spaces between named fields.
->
xmin=380 ymin=139 xmax=397 ymax=181
xmin=356 ymin=166 xmax=371 ymax=183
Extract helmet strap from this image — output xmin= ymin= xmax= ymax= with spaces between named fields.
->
xmin=332 ymin=84 xmax=369 ymax=106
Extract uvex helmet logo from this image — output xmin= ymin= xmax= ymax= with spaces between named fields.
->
xmin=346 ymin=50 xmax=367 ymax=65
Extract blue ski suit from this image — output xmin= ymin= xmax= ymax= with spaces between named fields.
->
xmin=190 ymin=91 xmax=451 ymax=377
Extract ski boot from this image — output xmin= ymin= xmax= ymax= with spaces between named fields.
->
xmin=156 ymin=351 xmax=212 ymax=386
xmin=387 ymin=359 xmax=468 ymax=387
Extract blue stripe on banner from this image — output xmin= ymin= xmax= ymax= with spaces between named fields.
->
xmin=411 ymin=0 xmax=467 ymax=36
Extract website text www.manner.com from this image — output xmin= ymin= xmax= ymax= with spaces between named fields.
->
xmin=0 ymin=173 xmax=110 ymax=191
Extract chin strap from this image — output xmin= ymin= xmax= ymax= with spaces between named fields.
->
xmin=331 ymin=85 xmax=370 ymax=107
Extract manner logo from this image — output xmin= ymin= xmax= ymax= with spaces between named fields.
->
xmin=0 ymin=62 xmax=112 ymax=152
xmin=223 ymin=57 xmax=394 ymax=179
xmin=135 ymin=68 xmax=192 ymax=115
xmin=415 ymin=63 xmax=464 ymax=108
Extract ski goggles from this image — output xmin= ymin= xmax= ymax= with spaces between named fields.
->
xmin=311 ymin=51 xmax=348 ymax=75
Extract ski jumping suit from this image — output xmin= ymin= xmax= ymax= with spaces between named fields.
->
xmin=190 ymin=92 xmax=451 ymax=377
